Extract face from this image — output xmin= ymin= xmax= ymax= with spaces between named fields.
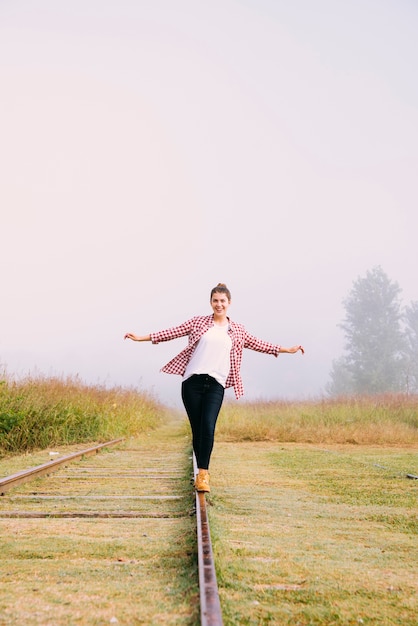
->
xmin=210 ymin=292 xmax=230 ymax=317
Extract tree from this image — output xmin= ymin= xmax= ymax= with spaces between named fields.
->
xmin=326 ymin=356 xmax=353 ymax=396
xmin=403 ymin=301 xmax=418 ymax=393
xmin=328 ymin=266 xmax=405 ymax=395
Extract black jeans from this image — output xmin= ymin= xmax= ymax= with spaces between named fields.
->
xmin=181 ymin=374 xmax=225 ymax=470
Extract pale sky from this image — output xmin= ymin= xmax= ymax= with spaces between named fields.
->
xmin=1 ymin=0 xmax=417 ymax=406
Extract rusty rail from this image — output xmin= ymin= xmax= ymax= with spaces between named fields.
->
xmin=193 ymin=454 xmax=223 ymax=626
xmin=0 ymin=438 xmax=124 ymax=495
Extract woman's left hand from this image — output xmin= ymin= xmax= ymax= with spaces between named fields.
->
xmin=281 ymin=345 xmax=305 ymax=354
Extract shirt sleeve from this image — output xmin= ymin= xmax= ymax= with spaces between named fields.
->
xmin=244 ymin=331 xmax=281 ymax=356
xmin=150 ymin=318 xmax=194 ymax=344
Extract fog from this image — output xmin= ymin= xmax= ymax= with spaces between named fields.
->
xmin=1 ymin=0 xmax=417 ymax=407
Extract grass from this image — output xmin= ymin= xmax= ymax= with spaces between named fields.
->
xmin=216 ymin=394 xmax=418 ymax=445
xmin=208 ymin=441 xmax=418 ymax=625
xmin=0 ymin=423 xmax=199 ymax=625
xmin=0 ymin=374 xmax=166 ymax=455
xmin=204 ymin=394 xmax=418 ymax=624
xmin=1 ymin=512 xmax=198 ymax=625
xmin=1 ymin=377 xmax=417 ymax=624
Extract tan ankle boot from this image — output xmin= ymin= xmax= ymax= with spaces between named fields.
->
xmin=195 ymin=469 xmax=210 ymax=493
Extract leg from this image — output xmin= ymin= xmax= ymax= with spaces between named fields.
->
xmin=197 ymin=376 xmax=224 ymax=469
xmin=181 ymin=375 xmax=224 ymax=469
xmin=181 ymin=375 xmax=205 ymax=466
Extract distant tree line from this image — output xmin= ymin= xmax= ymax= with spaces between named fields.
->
xmin=327 ymin=266 xmax=418 ymax=396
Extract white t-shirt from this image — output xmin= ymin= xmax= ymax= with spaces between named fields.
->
xmin=183 ymin=324 xmax=232 ymax=387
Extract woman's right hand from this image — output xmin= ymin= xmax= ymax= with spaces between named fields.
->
xmin=124 ymin=333 xmax=151 ymax=342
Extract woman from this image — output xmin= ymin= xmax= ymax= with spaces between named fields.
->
xmin=124 ymin=283 xmax=304 ymax=493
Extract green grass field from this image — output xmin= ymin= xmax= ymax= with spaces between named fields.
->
xmin=209 ymin=440 xmax=417 ymax=625
xmin=1 ymin=376 xmax=417 ymax=624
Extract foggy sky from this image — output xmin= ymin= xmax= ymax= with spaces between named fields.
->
xmin=1 ymin=0 xmax=418 ymax=407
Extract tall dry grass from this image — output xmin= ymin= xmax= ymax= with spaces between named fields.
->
xmin=0 ymin=374 xmax=165 ymax=455
xmin=217 ymin=394 xmax=418 ymax=445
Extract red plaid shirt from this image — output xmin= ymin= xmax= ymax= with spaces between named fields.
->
xmin=150 ymin=315 xmax=281 ymax=399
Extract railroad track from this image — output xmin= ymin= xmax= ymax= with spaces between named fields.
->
xmin=0 ymin=436 xmax=223 ymax=625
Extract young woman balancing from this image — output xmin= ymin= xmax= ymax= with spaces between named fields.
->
xmin=124 ymin=283 xmax=304 ymax=493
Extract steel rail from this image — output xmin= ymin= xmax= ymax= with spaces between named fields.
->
xmin=0 ymin=438 xmax=124 ymax=495
xmin=193 ymin=454 xmax=223 ymax=626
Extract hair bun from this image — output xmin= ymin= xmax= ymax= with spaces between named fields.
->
xmin=210 ymin=283 xmax=231 ymax=301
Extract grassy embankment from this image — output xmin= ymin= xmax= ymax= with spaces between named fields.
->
xmin=216 ymin=393 xmax=418 ymax=445
xmin=1 ymin=374 xmax=417 ymax=454
xmin=0 ymin=375 xmax=166 ymax=456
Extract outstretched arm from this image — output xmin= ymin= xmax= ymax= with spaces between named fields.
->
xmin=124 ymin=333 xmax=151 ymax=342
xmin=242 ymin=327 xmax=304 ymax=357
xmin=279 ymin=345 xmax=305 ymax=354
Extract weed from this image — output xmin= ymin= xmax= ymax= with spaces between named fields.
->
xmin=217 ymin=394 xmax=418 ymax=445
xmin=0 ymin=374 xmax=165 ymax=455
